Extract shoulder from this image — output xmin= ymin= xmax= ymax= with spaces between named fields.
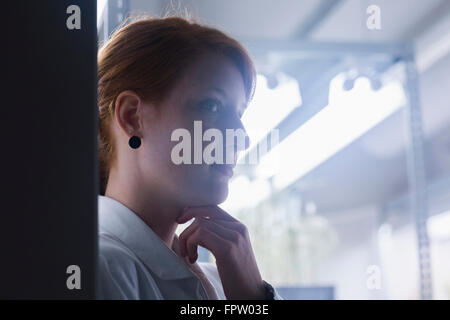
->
xmin=99 ymin=233 xmax=137 ymax=265
xmin=97 ymin=233 xmax=160 ymax=300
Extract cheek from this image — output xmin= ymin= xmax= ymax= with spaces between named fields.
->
xmin=144 ymin=107 xmax=189 ymax=158
xmin=138 ymin=117 xmax=177 ymax=181
xmin=140 ymin=115 xmax=194 ymax=179
xmin=140 ymin=109 xmax=229 ymax=204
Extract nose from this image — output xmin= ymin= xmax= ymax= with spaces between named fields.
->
xmin=232 ymin=116 xmax=250 ymax=152
xmin=241 ymin=128 xmax=251 ymax=152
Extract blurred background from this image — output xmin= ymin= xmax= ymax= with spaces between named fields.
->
xmin=97 ymin=0 xmax=450 ymax=300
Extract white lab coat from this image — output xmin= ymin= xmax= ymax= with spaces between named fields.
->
xmin=97 ymin=195 xmax=282 ymax=300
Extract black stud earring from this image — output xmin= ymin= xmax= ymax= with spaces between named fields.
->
xmin=128 ymin=135 xmax=141 ymax=149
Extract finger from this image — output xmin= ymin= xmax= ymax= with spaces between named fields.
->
xmin=185 ymin=226 xmax=229 ymax=263
xmin=178 ymin=219 xmax=201 ymax=258
xmin=208 ymin=219 xmax=249 ymax=238
xmin=185 ymin=228 xmax=200 ymax=263
xmin=184 ymin=218 xmax=243 ymax=263
xmin=177 ymin=205 xmax=238 ymax=224
xmin=198 ymin=218 xmax=242 ymax=243
xmin=178 ymin=217 xmax=216 ymax=258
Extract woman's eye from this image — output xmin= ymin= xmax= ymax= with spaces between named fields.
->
xmin=200 ymin=99 xmax=221 ymax=113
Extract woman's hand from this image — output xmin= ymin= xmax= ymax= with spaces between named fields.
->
xmin=177 ymin=206 xmax=266 ymax=300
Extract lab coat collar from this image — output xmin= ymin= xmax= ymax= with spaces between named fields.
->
xmin=98 ymin=195 xmax=197 ymax=281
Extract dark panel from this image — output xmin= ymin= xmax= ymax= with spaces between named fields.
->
xmin=1 ymin=1 xmax=97 ymax=299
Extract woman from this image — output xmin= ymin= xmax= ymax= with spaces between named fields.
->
xmin=97 ymin=16 xmax=281 ymax=300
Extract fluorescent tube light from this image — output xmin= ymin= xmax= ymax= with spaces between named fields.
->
xmin=428 ymin=210 xmax=450 ymax=240
xmin=257 ymin=74 xmax=406 ymax=190
xmin=240 ymin=73 xmax=301 ymax=152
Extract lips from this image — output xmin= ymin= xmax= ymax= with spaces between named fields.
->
xmin=210 ymin=164 xmax=234 ymax=178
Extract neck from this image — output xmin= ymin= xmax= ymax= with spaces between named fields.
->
xmin=104 ymin=167 xmax=182 ymax=249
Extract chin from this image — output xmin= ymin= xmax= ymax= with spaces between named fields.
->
xmin=207 ymin=187 xmax=229 ymax=205
xmin=192 ymin=182 xmax=229 ymax=206
xmin=181 ymin=165 xmax=232 ymax=206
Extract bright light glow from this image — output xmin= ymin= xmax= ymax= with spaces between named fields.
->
xmin=257 ymin=74 xmax=406 ymax=190
xmin=240 ymin=73 xmax=301 ymax=154
xmin=220 ymin=176 xmax=271 ymax=213
xmin=428 ymin=210 xmax=450 ymax=240
xmin=97 ymin=0 xmax=108 ymax=28
xmin=417 ymin=31 xmax=450 ymax=73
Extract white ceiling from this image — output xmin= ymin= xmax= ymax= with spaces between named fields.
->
xmin=311 ymin=0 xmax=446 ymax=42
xmin=130 ymin=0 xmax=447 ymax=41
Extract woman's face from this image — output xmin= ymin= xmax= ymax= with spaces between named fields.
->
xmin=139 ymin=53 xmax=249 ymax=207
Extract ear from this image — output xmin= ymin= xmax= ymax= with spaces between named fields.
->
xmin=114 ymin=90 xmax=144 ymax=138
